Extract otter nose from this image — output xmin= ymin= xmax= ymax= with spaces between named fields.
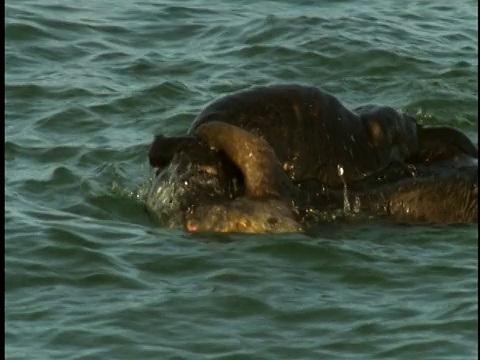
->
xmin=185 ymin=220 xmax=200 ymax=232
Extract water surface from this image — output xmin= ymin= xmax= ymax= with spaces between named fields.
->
xmin=5 ymin=1 xmax=478 ymax=359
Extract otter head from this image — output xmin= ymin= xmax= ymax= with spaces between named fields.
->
xmin=147 ymin=134 xmax=244 ymax=226
xmin=148 ymin=121 xmax=304 ymax=233
xmin=185 ymin=198 xmax=302 ymax=233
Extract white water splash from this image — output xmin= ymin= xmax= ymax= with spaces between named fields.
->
xmin=337 ymin=164 xmax=351 ymax=214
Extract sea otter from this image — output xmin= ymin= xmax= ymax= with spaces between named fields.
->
xmin=193 ymin=85 xmax=421 ymax=187
xmin=147 ymin=85 xmax=478 ymax=233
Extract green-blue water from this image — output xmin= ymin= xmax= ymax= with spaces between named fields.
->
xmin=5 ymin=1 xmax=478 ymax=359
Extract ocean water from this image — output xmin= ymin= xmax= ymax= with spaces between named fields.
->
xmin=5 ymin=1 xmax=478 ymax=359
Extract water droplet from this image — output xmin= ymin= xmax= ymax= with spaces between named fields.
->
xmin=337 ymin=164 xmax=344 ymax=177
xmin=353 ymin=196 xmax=361 ymax=213
xmin=337 ymin=164 xmax=351 ymax=214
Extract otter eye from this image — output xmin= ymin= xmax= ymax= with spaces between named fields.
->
xmin=267 ymin=217 xmax=278 ymax=226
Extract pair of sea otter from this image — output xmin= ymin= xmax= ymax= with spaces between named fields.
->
xmin=147 ymin=85 xmax=478 ymax=233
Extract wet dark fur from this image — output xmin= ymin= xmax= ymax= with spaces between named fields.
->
xmin=189 ymin=85 xmax=419 ymax=188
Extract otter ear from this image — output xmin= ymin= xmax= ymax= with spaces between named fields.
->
xmin=194 ymin=121 xmax=291 ymax=198
xmin=148 ymin=135 xmax=195 ymax=168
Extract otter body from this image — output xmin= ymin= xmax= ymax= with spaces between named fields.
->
xmin=189 ymin=85 xmax=419 ymax=188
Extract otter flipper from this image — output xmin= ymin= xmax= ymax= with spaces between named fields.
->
xmin=409 ymin=126 xmax=478 ymax=163
xmin=194 ymin=121 xmax=295 ymax=198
